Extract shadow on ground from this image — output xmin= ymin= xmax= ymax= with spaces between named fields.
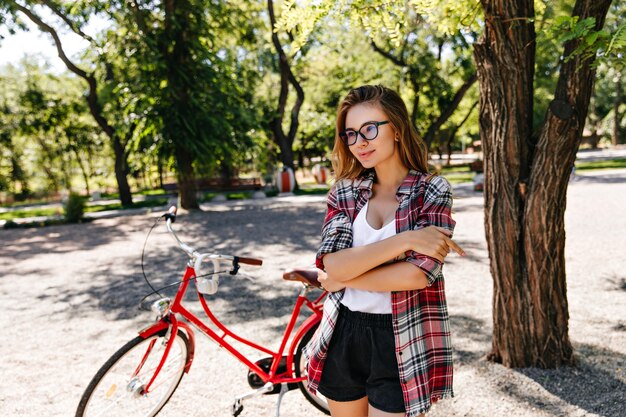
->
xmin=0 ymin=219 xmax=128 ymax=263
xmin=573 ymin=174 xmax=626 ymax=185
xmin=450 ymin=314 xmax=492 ymax=364
xmin=50 ymin=203 xmax=326 ymax=324
xmin=505 ymin=344 xmax=626 ymax=417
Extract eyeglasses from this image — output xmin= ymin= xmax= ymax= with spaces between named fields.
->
xmin=339 ymin=121 xmax=389 ymax=146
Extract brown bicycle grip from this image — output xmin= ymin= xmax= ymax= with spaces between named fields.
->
xmin=236 ymin=256 xmax=263 ymax=266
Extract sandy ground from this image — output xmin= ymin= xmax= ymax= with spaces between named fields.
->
xmin=1 ymin=170 xmax=625 ymax=417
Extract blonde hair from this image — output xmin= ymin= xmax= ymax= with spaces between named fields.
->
xmin=331 ymin=85 xmax=429 ymax=181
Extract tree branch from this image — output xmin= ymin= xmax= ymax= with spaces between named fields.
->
xmin=12 ymin=1 xmax=114 ymax=139
xmin=370 ymin=40 xmax=406 ymax=67
xmin=40 ymin=0 xmax=96 ymax=44
xmin=13 ymin=1 xmax=89 ymax=79
xmin=423 ymin=72 xmax=478 ymax=146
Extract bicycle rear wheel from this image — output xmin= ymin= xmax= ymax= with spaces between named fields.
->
xmin=295 ymin=324 xmax=330 ymax=415
xmin=76 ymin=329 xmax=190 ymax=417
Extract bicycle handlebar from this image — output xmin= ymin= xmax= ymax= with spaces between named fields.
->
xmin=235 ymin=256 xmax=263 ymax=266
xmin=163 ymin=206 xmax=263 ymax=267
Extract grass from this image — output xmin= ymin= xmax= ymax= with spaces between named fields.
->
xmin=295 ymin=186 xmax=330 ymax=195
xmin=225 ymin=192 xmax=251 ymax=200
xmin=442 ymin=173 xmax=475 ymax=184
xmin=430 ymin=164 xmax=476 ymax=184
xmin=575 ymin=158 xmax=626 ymax=171
xmin=438 ymin=164 xmax=471 ymax=174
xmin=0 ymin=198 xmax=168 ymax=222
xmin=84 ymin=198 xmax=169 ymax=213
xmin=0 ymin=207 xmax=61 ymax=220
xmin=101 ymin=188 xmax=168 ymax=199
xmin=200 ymin=191 xmax=254 ymax=201
xmin=2 ymin=198 xmax=59 ymax=209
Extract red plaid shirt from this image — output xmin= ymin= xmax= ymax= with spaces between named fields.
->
xmin=304 ymin=170 xmax=455 ymax=416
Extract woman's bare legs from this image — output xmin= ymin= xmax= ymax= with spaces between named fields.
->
xmin=328 ymin=398 xmax=424 ymax=417
xmin=369 ymin=405 xmax=425 ymax=417
xmin=367 ymin=403 xmax=409 ymax=417
xmin=327 ymin=397 xmax=369 ymax=417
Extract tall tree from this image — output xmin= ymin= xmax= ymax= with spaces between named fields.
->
xmin=121 ymin=0 xmax=260 ymax=209
xmin=5 ymin=0 xmax=134 ymax=206
xmin=267 ymin=0 xmax=305 ymax=174
xmin=473 ymin=0 xmax=612 ymax=367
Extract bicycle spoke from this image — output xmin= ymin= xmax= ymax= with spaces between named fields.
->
xmin=77 ymin=332 xmax=190 ymax=417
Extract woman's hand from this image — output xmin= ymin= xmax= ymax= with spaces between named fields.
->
xmin=402 ymin=226 xmax=465 ymax=262
xmin=317 ymin=269 xmax=346 ymax=292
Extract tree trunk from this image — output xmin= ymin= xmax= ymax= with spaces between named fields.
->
xmin=112 ymin=136 xmax=133 ymax=206
xmin=71 ymin=145 xmax=91 ymax=195
xmin=175 ymin=146 xmax=199 ymax=210
xmin=158 ymin=154 xmax=164 ymax=190
xmin=614 ymin=75 xmax=622 ymax=146
xmin=524 ymin=0 xmax=612 ymax=367
xmin=474 ymin=0 xmax=612 ymax=368
xmin=409 ymin=76 xmax=420 ymax=130
xmin=162 ymin=0 xmax=199 ymax=209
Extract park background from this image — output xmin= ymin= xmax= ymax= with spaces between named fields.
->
xmin=0 ymin=1 xmax=625 ymax=416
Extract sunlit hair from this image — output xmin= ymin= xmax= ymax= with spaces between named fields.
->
xmin=331 ymin=85 xmax=429 ymax=181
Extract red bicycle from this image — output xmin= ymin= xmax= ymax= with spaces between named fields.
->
xmin=75 ymin=207 xmax=329 ymax=417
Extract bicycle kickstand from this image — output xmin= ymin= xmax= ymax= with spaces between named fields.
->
xmin=231 ymin=382 xmax=274 ymax=417
xmin=274 ymin=383 xmax=289 ymax=417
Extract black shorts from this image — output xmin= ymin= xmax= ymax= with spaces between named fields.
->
xmin=317 ymin=304 xmax=405 ymax=413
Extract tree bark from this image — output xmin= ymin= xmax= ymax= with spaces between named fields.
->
xmin=112 ymin=136 xmax=132 ymax=205
xmin=474 ymin=0 xmax=612 ymax=368
xmin=175 ymin=146 xmax=198 ymax=210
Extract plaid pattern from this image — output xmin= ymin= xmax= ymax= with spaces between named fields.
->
xmin=304 ymin=170 xmax=455 ymax=416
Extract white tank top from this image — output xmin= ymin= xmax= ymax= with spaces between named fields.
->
xmin=341 ymin=201 xmax=396 ymax=314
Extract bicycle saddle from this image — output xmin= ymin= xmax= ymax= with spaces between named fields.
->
xmin=282 ymin=268 xmax=322 ymax=288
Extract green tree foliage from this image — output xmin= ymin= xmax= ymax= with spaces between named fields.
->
xmin=0 ymin=60 xmax=108 ymax=199
xmin=64 ymin=191 xmax=86 ymax=223
xmin=103 ymin=0 xmax=263 ymax=208
xmin=584 ymin=3 xmax=626 ymax=145
xmin=2 ymin=0 xmax=136 ymax=206
xmin=1 ymin=0 xmax=621 ymax=211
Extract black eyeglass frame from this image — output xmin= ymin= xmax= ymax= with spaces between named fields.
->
xmin=339 ymin=120 xmax=390 ymax=146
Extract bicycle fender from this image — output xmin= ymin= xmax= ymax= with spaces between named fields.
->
xmin=138 ymin=319 xmax=196 ymax=374
xmin=138 ymin=320 xmax=169 ymax=338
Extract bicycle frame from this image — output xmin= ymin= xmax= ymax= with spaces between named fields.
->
xmin=138 ymin=263 xmax=326 ymax=394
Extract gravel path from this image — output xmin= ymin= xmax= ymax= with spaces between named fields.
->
xmin=1 ymin=171 xmax=625 ymax=417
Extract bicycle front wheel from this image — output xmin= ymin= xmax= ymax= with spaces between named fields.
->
xmin=76 ymin=329 xmax=191 ymax=417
